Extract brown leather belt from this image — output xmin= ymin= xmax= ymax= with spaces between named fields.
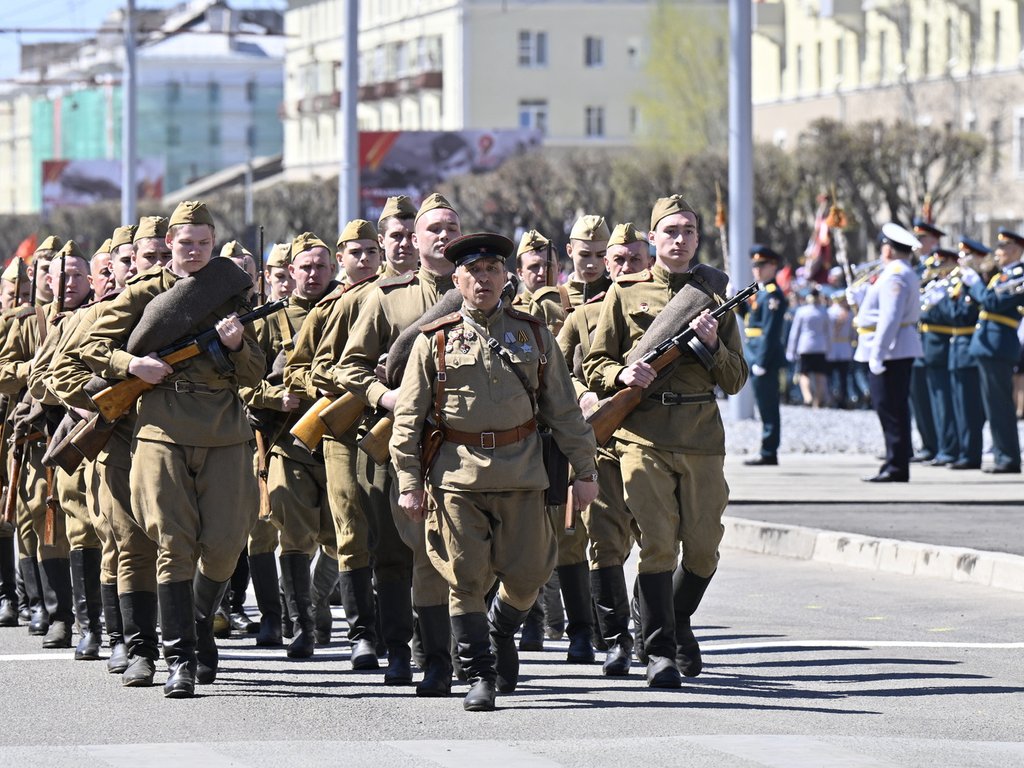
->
xmin=158 ymin=381 xmax=225 ymax=394
xmin=441 ymin=418 xmax=538 ymax=450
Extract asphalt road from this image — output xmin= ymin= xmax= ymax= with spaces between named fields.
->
xmin=1 ymin=548 xmax=1021 ymax=767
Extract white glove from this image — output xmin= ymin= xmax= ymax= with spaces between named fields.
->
xmin=869 ymin=358 xmax=886 ymax=376
xmin=751 ymin=364 xmax=766 ymax=377
xmin=960 ymin=268 xmax=980 ymax=288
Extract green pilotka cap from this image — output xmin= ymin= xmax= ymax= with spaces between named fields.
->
xmin=290 ymin=232 xmax=330 ymax=259
xmin=94 ymin=238 xmax=113 ymax=256
xmin=35 ymin=235 xmax=64 ymax=254
xmin=415 ymin=192 xmax=457 ymax=223
xmin=650 ymin=194 xmax=697 ymax=230
xmin=607 ymin=222 xmax=647 ymax=247
xmin=378 ymin=195 xmax=417 ymax=226
xmin=134 ymin=216 xmax=169 ymax=242
xmin=265 ymin=243 xmax=291 ymax=269
xmin=110 ymin=225 xmax=137 ymax=251
xmin=169 ymin=200 xmax=215 ymax=228
xmin=219 ymin=240 xmax=247 ymax=260
xmin=337 ymin=219 xmax=378 ymax=247
xmin=517 ymin=229 xmax=551 ymax=257
xmin=2 ymin=257 xmax=28 ymax=284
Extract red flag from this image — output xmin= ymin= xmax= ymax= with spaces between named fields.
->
xmin=14 ymin=234 xmax=37 ymax=263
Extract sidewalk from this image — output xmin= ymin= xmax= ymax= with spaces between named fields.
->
xmin=722 ymin=454 xmax=1024 ymax=593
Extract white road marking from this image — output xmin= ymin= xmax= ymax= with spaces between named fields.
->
xmin=703 ymin=639 xmax=1024 ymax=651
xmin=687 ymin=735 xmax=900 ymax=767
xmin=387 ymin=740 xmax=564 ymax=768
xmin=83 ymin=743 xmax=246 ymax=768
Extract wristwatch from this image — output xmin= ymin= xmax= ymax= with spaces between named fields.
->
xmin=577 ymin=471 xmax=598 ymax=483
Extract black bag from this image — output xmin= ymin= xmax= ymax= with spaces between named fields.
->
xmin=541 ymin=430 xmax=570 ymax=506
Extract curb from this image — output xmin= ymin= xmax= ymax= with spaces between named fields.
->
xmin=723 ymin=516 xmax=1024 ymax=594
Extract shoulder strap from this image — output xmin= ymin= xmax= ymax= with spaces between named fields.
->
xmin=433 ymin=329 xmax=447 ymax=426
xmin=275 ymin=309 xmax=295 ymax=351
xmin=35 ymin=306 xmax=48 ymax=345
xmin=557 ymin=285 xmax=572 ymax=314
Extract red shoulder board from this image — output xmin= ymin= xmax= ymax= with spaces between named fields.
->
xmin=504 ymin=305 xmax=542 ymax=325
xmin=378 ymin=272 xmax=416 ymax=290
xmin=583 ymin=291 xmax=607 ymax=305
xmin=419 ymin=311 xmax=462 ymax=334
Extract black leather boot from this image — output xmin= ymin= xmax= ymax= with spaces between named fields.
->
xmin=452 ymin=612 xmax=496 ymax=712
xmin=70 ymin=549 xmax=103 ymax=660
xmin=311 ymin=553 xmax=340 ymax=646
xmin=591 ymin=565 xmax=632 ymax=676
xmin=338 ymin=567 xmax=379 ymax=669
xmin=249 ymin=552 xmax=282 ymax=647
xmin=631 ymin=576 xmax=647 ymax=664
xmin=376 ymin=578 xmax=413 ymax=685
xmin=120 ymin=591 xmax=159 ymax=687
xmin=0 ymin=537 xmax=18 ymax=627
xmin=557 ymin=562 xmax=595 ymax=664
xmin=414 ymin=603 xmax=452 ymax=697
xmin=542 ymin=572 xmax=564 ymax=640
xmin=40 ymin=558 xmax=73 ymax=649
xmin=281 ymin=553 xmax=315 ymax=659
xmin=638 ymin=571 xmax=680 ymax=689
xmin=193 ymin=571 xmax=230 ymax=684
xmin=228 ymin=551 xmax=258 ymax=633
xmin=159 ymin=581 xmax=197 ymax=698
xmin=673 ymin=566 xmax=714 ymax=677
xmin=101 ymin=584 xmax=128 ymax=673
xmin=487 ymin=594 xmax=529 ymax=693
xmin=21 ymin=557 xmax=47 ymax=635
xmin=280 ymin=573 xmax=295 ymax=639
xmin=518 ymin=598 xmax=544 ymax=652
xmin=16 ymin=554 xmax=30 ymax=621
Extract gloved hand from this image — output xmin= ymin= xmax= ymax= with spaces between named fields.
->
xmin=960 ymin=268 xmax=980 ymax=288
xmin=751 ymin=364 xmax=766 ymax=377
xmin=869 ymin=358 xmax=886 ymax=376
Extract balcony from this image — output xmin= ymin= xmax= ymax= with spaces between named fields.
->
xmin=359 ymin=70 xmax=442 ymax=102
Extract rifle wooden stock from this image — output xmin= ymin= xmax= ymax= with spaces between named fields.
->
xmin=43 ymin=465 xmax=56 ymax=547
xmin=585 ymin=282 xmax=757 ymax=447
xmin=91 ymin=298 xmax=288 ymax=423
xmin=564 ymin=485 xmax=576 ymax=534
xmin=358 ymin=412 xmax=394 ymax=466
xmin=2 ymin=443 xmax=23 ymax=526
xmin=289 ymin=395 xmax=334 ymax=452
xmin=318 ymin=391 xmax=365 ymax=440
xmin=254 ymin=430 xmax=272 ymax=521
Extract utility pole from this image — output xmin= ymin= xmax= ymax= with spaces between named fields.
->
xmin=121 ymin=0 xmax=137 ymax=224
xmin=337 ymin=1 xmax=359 ymax=228
xmin=729 ymin=0 xmax=754 ymax=420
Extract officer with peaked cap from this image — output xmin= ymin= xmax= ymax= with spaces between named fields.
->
xmin=80 ymin=200 xmax=265 ymax=698
xmin=740 ymin=244 xmax=788 ymax=465
xmin=962 ymin=228 xmax=1024 ymax=472
xmin=391 ymin=232 xmax=597 ymax=711
xmin=855 ymin=223 xmax=923 ymax=482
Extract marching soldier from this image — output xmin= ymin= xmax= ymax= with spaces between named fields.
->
xmin=390 ymin=232 xmax=597 ymax=711
xmin=908 ymin=221 xmax=944 ymax=461
xmin=964 ymin=228 xmax=1024 ymax=473
xmin=264 ymin=244 xmax=295 ymax=301
xmin=854 ymin=223 xmax=923 ymax=482
xmin=558 ymin=222 xmax=651 ymax=676
xmin=512 ymin=229 xmax=568 ymax=335
xmin=918 ymin=247 xmax=960 ymax=466
xmin=739 ymin=244 xmax=788 ymax=466
xmin=584 ymin=195 xmax=748 ymax=688
xmin=337 ymin=192 xmax=461 ymax=696
xmin=129 ymin=216 xmax=172 ymax=277
xmin=564 ymin=214 xmax=612 ymax=307
xmin=81 ymin=201 xmax=265 ymax=698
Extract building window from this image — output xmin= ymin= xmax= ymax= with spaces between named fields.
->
xmin=246 ymin=80 xmax=257 ymax=103
xmin=993 ymin=10 xmax=1001 ymax=64
xmin=879 ymin=29 xmax=888 ymax=80
xmin=167 ymin=125 xmax=180 ymax=146
xmin=629 ymin=105 xmax=639 ymax=134
xmin=815 ymin=41 xmax=823 ymax=91
xmin=1013 ymin=111 xmax=1024 ymax=176
xmin=518 ymin=30 xmax=548 ymax=67
xmin=167 ymin=81 xmax=180 ymax=103
xmin=991 ymin=119 xmax=1001 ymax=174
xmin=584 ymin=106 xmax=605 ymax=137
xmin=209 ymin=82 xmax=220 ymax=104
xmin=518 ymin=100 xmax=548 ymax=135
xmin=922 ymin=23 xmax=930 ymax=75
xmin=584 ymin=36 xmax=604 ymax=67
xmin=627 ymin=38 xmax=642 ymax=69
xmin=836 ymin=38 xmax=845 ymax=81
xmin=210 ymin=125 xmax=221 ymax=146
xmin=795 ymin=44 xmax=804 ymax=91
xmin=945 ymin=18 xmax=955 ymax=69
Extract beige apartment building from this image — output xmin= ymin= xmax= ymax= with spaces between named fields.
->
xmin=751 ymin=0 xmax=1024 ymax=233
xmin=282 ymin=0 xmax=657 ymax=178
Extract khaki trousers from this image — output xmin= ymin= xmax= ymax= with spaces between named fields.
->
xmin=130 ymin=439 xmax=257 ymax=584
xmin=616 ymin=442 xmax=728 ymax=578
xmin=387 ymin=465 xmax=448 ymax=607
xmin=270 ymin=453 xmax=335 ymax=556
xmin=426 ymin=489 xmax=555 ymax=616
xmin=323 ymin=437 xmax=371 ymax=571
xmin=20 ymin=441 xmax=69 ymax=560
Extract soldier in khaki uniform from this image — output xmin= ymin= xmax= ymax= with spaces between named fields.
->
xmin=286 ymin=197 xmax=418 ymax=684
xmin=128 ymin=216 xmax=172 ymax=278
xmin=564 ymin=214 xmax=612 ymax=307
xmin=584 ymin=195 xmax=748 ymax=688
xmin=81 ymin=201 xmax=265 ymax=698
xmin=512 ymin=229 xmax=568 ymax=335
xmin=0 ymin=236 xmax=62 ymax=639
xmin=264 ymin=244 xmax=295 ymax=302
xmin=46 ymin=217 xmax=167 ymax=686
xmin=391 ymin=232 xmax=598 ymax=711
xmin=557 ymin=222 xmax=651 ymax=676
xmin=242 ymin=232 xmax=339 ymax=659
xmin=337 ymin=192 xmax=460 ymax=696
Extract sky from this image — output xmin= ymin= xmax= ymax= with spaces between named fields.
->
xmin=0 ymin=0 xmax=286 ymax=82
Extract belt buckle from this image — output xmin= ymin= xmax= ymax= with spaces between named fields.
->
xmin=660 ymin=392 xmax=675 ymax=406
xmin=480 ymin=432 xmax=496 ymax=449
xmin=173 ymin=381 xmax=193 ymax=393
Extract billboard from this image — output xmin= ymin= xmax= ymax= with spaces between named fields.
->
xmin=359 ymin=130 xmax=542 ymax=220
xmin=41 ymin=158 xmax=165 ymax=212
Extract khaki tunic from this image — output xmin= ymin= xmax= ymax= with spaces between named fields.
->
xmin=80 ymin=266 xmax=264 ymax=584
xmin=512 ymin=285 xmax=567 ymax=337
xmin=336 ymin=267 xmax=455 ymax=607
xmin=565 ymin=273 xmax=612 ymax=309
xmin=390 ymin=303 xmax=597 ymax=615
xmin=582 ymin=264 xmax=747 ymax=576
